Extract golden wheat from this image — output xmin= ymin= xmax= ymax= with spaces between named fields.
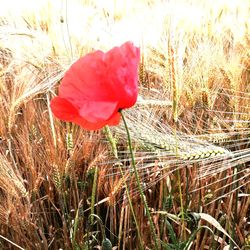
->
xmin=0 ymin=0 xmax=249 ymax=248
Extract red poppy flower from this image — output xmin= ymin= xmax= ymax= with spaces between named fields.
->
xmin=50 ymin=41 xmax=140 ymax=130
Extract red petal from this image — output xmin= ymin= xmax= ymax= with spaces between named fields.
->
xmin=105 ymin=41 xmax=140 ymax=108
xmin=50 ymin=97 xmax=79 ymax=121
xmin=79 ymin=100 xmax=118 ymax=123
xmin=73 ymin=113 xmax=120 ymax=130
xmin=52 ymin=42 xmax=139 ymax=130
xmin=72 ymin=116 xmax=108 ymax=130
xmin=50 ymin=97 xmax=120 ymax=130
xmin=59 ymin=51 xmax=116 ymax=105
xmin=106 ymin=112 xmax=121 ymax=126
xmin=59 ymin=42 xmax=140 ymax=111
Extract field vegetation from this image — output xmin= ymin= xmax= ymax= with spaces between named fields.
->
xmin=0 ymin=0 xmax=249 ymax=249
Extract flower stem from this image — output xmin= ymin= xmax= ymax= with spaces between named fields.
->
xmin=104 ymin=126 xmax=144 ymax=249
xmin=120 ymin=111 xmax=159 ymax=250
xmin=90 ymin=166 xmax=98 ymax=224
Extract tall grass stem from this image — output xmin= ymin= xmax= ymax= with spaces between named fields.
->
xmin=120 ymin=111 xmax=159 ymax=250
xmin=104 ymin=126 xmax=144 ymax=249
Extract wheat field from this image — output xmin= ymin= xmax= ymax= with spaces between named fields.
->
xmin=0 ymin=0 xmax=249 ymax=249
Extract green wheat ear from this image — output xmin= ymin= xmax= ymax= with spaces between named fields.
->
xmin=180 ymin=148 xmax=229 ymax=161
xmin=129 ymin=126 xmax=230 ymax=161
xmin=52 ymin=164 xmax=61 ymax=190
xmin=202 ymin=133 xmax=231 ymax=144
xmin=66 ymin=132 xmax=73 ymax=151
xmin=136 ymin=99 xmax=172 ymax=108
xmin=114 ymin=108 xmax=232 ymax=162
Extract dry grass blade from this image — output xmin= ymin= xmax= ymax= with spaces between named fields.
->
xmin=198 ymin=213 xmax=240 ymax=249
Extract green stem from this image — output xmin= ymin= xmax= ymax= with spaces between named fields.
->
xmin=118 ymin=164 xmax=144 ymax=249
xmin=72 ymin=201 xmax=82 ymax=248
xmin=104 ymin=126 xmax=118 ymax=158
xmin=104 ymin=126 xmax=144 ymax=249
xmin=120 ymin=111 xmax=159 ymax=250
xmin=173 ymin=122 xmax=185 ymax=239
xmin=231 ymin=165 xmax=239 ymax=249
xmin=177 ymin=168 xmax=185 ymax=237
xmin=91 ymin=167 xmax=98 ymax=224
